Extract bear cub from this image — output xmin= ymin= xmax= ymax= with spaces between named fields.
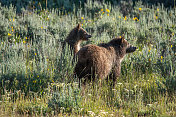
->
xmin=63 ymin=24 xmax=92 ymax=54
xmin=74 ymin=36 xmax=137 ymax=84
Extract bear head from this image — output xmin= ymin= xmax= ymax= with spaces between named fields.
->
xmin=109 ymin=36 xmax=137 ymax=54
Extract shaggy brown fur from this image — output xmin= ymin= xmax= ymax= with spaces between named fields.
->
xmin=63 ymin=24 xmax=92 ymax=54
xmin=74 ymin=36 xmax=137 ymax=84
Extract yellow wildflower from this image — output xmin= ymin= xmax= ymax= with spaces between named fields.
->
xmin=52 ymin=80 xmax=54 ymax=83
xmin=155 ymin=16 xmax=158 ymax=19
xmin=11 ymin=26 xmax=14 ymax=31
xmin=148 ymin=49 xmax=150 ymax=52
xmin=37 ymin=75 xmax=39 ymax=78
xmin=133 ymin=17 xmax=139 ymax=21
xmin=124 ymin=16 xmax=127 ymax=20
xmin=33 ymin=80 xmax=37 ymax=83
xmin=13 ymin=18 xmax=15 ymax=21
xmin=101 ymin=9 xmax=103 ymax=11
xmin=139 ymin=8 xmax=142 ymax=11
xmin=172 ymin=32 xmax=174 ymax=36
xmin=41 ymin=26 xmax=43 ymax=29
xmin=35 ymin=53 xmax=37 ymax=55
xmin=161 ymin=56 xmax=163 ymax=60
xmin=8 ymin=33 xmax=12 ymax=36
xmin=106 ymin=9 xmax=110 ymax=13
xmin=9 ymin=19 xmax=11 ymax=21
xmin=107 ymin=13 xmax=109 ymax=16
xmin=102 ymin=12 xmax=105 ymax=14
xmin=119 ymin=36 xmax=122 ymax=38
xmin=26 ymin=37 xmax=27 ymax=39
xmin=23 ymin=40 xmax=26 ymax=43
xmin=118 ymin=16 xmax=121 ymax=19
xmin=81 ymin=17 xmax=84 ymax=20
xmin=148 ymin=58 xmax=151 ymax=62
xmin=171 ymin=45 xmax=173 ymax=48
xmin=81 ymin=24 xmax=83 ymax=26
xmin=157 ymin=8 xmax=159 ymax=12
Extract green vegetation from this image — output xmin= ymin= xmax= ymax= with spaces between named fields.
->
xmin=0 ymin=0 xmax=176 ymax=116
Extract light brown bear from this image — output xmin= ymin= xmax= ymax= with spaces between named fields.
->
xmin=74 ymin=36 xmax=137 ymax=84
xmin=63 ymin=24 xmax=92 ymax=54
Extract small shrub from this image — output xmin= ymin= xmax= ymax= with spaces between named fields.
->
xmin=48 ymin=83 xmax=82 ymax=114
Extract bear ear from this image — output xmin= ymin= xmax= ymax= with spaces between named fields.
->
xmin=77 ymin=23 xmax=81 ymax=30
xmin=120 ymin=34 xmax=125 ymax=43
xmin=121 ymin=34 xmax=125 ymax=40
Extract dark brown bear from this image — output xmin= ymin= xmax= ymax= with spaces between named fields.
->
xmin=63 ymin=24 xmax=92 ymax=54
xmin=74 ymin=36 xmax=137 ymax=84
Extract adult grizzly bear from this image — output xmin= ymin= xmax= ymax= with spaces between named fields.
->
xmin=63 ymin=24 xmax=92 ymax=54
xmin=74 ymin=36 xmax=137 ymax=84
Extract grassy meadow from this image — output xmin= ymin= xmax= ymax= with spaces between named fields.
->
xmin=0 ymin=0 xmax=176 ymax=116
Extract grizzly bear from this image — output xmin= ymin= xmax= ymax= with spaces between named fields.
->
xmin=74 ymin=36 xmax=137 ymax=84
xmin=63 ymin=24 xmax=92 ymax=54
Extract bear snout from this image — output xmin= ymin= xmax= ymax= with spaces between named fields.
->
xmin=86 ymin=34 xmax=92 ymax=38
xmin=126 ymin=45 xmax=137 ymax=53
xmin=85 ymin=34 xmax=92 ymax=40
xmin=133 ymin=46 xmax=137 ymax=50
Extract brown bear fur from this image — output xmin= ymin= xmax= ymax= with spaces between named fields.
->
xmin=63 ymin=24 xmax=92 ymax=54
xmin=74 ymin=36 xmax=137 ymax=84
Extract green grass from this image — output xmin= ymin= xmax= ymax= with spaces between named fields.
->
xmin=0 ymin=0 xmax=176 ymax=116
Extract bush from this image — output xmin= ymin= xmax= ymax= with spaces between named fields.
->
xmin=48 ymin=83 xmax=82 ymax=114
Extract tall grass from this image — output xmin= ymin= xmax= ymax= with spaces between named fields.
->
xmin=0 ymin=0 xmax=176 ymax=116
